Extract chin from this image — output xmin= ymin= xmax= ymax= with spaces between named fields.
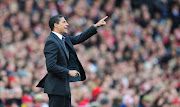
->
xmin=64 ymin=30 xmax=68 ymax=34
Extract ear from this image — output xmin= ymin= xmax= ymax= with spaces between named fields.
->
xmin=54 ymin=23 xmax=58 ymax=28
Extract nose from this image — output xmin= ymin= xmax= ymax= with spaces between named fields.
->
xmin=66 ymin=22 xmax=69 ymax=26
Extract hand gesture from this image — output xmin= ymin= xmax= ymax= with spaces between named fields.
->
xmin=94 ymin=16 xmax=108 ymax=28
xmin=69 ymin=70 xmax=80 ymax=77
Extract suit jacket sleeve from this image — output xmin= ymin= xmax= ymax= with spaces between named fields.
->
xmin=44 ymin=40 xmax=69 ymax=76
xmin=69 ymin=25 xmax=97 ymax=45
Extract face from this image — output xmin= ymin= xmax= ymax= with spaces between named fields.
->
xmin=54 ymin=17 xmax=69 ymax=34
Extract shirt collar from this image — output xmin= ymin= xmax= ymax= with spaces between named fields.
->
xmin=52 ymin=31 xmax=63 ymax=40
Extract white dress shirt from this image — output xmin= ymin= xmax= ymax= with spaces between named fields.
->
xmin=52 ymin=31 xmax=63 ymax=40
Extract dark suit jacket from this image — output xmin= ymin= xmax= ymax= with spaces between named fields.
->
xmin=37 ymin=25 xmax=97 ymax=96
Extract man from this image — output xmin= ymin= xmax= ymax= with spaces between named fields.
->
xmin=36 ymin=14 xmax=108 ymax=107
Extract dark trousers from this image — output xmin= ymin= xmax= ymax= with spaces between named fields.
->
xmin=48 ymin=94 xmax=71 ymax=107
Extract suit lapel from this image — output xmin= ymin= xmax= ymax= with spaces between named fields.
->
xmin=63 ymin=34 xmax=76 ymax=53
xmin=51 ymin=32 xmax=69 ymax=59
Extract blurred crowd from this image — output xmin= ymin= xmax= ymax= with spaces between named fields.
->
xmin=0 ymin=0 xmax=180 ymax=107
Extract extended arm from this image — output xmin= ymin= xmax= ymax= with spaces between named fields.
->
xmin=69 ymin=25 xmax=97 ymax=45
xmin=70 ymin=16 xmax=108 ymax=45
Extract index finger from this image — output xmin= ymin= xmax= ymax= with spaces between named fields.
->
xmin=101 ymin=16 xmax=108 ymax=21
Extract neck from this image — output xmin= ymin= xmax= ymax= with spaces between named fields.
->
xmin=53 ymin=29 xmax=63 ymax=34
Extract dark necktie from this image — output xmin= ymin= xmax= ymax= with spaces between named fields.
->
xmin=62 ymin=37 xmax=69 ymax=59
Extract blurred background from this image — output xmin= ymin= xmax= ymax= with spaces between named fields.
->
xmin=0 ymin=0 xmax=180 ymax=107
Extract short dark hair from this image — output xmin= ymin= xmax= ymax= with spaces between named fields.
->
xmin=49 ymin=15 xmax=64 ymax=31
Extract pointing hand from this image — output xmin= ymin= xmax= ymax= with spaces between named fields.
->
xmin=94 ymin=16 xmax=108 ymax=28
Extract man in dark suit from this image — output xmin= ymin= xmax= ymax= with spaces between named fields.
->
xmin=37 ymin=14 xmax=108 ymax=107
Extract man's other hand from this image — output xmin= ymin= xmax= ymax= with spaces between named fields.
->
xmin=69 ymin=70 xmax=80 ymax=77
xmin=94 ymin=16 xmax=108 ymax=28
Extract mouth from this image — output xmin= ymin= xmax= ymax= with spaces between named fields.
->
xmin=64 ymin=27 xmax=68 ymax=33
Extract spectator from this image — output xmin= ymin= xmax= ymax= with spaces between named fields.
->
xmin=139 ymin=95 xmax=153 ymax=107
xmin=100 ymin=98 xmax=110 ymax=107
